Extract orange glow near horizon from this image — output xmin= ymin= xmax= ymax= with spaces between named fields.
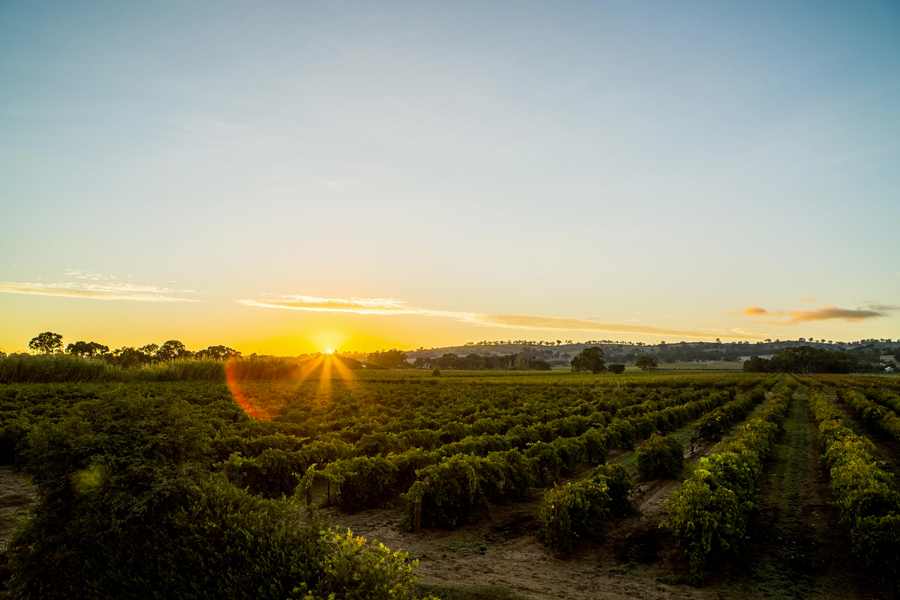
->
xmin=225 ymin=353 xmax=356 ymax=420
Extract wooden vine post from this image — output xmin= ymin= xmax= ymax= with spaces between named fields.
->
xmin=409 ymin=481 xmax=425 ymax=533
xmin=413 ymin=500 xmax=422 ymax=533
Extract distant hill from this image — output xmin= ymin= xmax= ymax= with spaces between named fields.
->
xmin=399 ymin=339 xmax=900 ymax=368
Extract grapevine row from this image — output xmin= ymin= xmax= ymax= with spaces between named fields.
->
xmin=662 ymin=381 xmax=796 ymax=578
xmin=806 ymin=384 xmax=900 ymax=580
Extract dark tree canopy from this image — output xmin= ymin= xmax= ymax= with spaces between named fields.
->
xmin=366 ymin=349 xmax=410 ymax=369
xmin=157 ymin=340 xmax=193 ymax=361
xmin=29 ymin=332 xmax=63 ymax=355
xmin=635 ymin=356 xmax=658 ymax=371
xmin=195 ymin=345 xmax=242 ymax=360
xmin=65 ymin=341 xmax=109 ymax=358
xmin=743 ymin=346 xmax=859 ymax=374
xmin=412 ymin=352 xmax=551 ymax=371
xmin=571 ymin=347 xmax=606 ymax=374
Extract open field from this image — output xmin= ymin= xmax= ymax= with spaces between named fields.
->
xmin=1 ymin=368 xmax=898 ymax=598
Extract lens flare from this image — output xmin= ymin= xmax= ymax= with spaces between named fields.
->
xmin=225 ymin=361 xmax=274 ymax=420
xmin=225 ymin=354 xmax=356 ymax=420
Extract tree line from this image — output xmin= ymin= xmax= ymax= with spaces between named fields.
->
xmin=742 ymin=346 xmax=872 ymax=373
xmin=24 ymin=331 xmax=241 ymax=367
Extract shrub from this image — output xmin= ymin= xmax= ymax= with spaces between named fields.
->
xmin=636 ymin=433 xmax=684 ymax=480
xmin=412 ymin=454 xmax=491 ymax=529
xmin=539 ymin=463 xmax=633 ymax=556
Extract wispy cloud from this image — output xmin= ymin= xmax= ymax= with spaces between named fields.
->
xmin=238 ymin=296 xmax=460 ymax=317
xmin=0 ymin=278 xmax=200 ymax=303
xmin=798 ymin=296 xmax=817 ymax=302
xmin=239 ymin=295 xmax=755 ymax=339
xmin=735 ymin=302 xmax=893 ymax=325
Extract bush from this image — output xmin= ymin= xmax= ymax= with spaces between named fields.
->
xmin=411 ymin=454 xmax=491 ymax=529
xmin=636 ymin=434 xmax=684 ymax=480
xmin=539 ymin=463 xmax=633 ymax=555
xmin=331 ymin=456 xmax=400 ymax=512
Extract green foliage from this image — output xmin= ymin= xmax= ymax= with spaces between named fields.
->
xmin=807 ymin=386 xmax=900 ymax=580
xmin=837 ymin=388 xmax=900 ymax=443
xmin=413 ymin=454 xmax=491 ymax=529
xmin=329 ymin=456 xmax=400 ymax=512
xmin=635 ymin=356 xmax=657 ymax=371
xmin=539 ymin=463 xmax=633 ymax=555
xmin=225 ymin=448 xmax=305 ymax=499
xmin=0 ymin=354 xmax=314 ymax=384
xmin=0 ymin=354 xmax=121 ymax=384
xmin=636 ymin=433 xmax=684 ymax=480
xmin=663 ymin=385 xmax=793 ymax=579
xmin=743 ymin=346 xmax=859 ymax=373
xmin=694 ymin=391 xmax=752 ymax=441
xmin=570 ymin=347 xmax=606 ymax=374
xmin=2 ymin=391 xmax=427 ymax=599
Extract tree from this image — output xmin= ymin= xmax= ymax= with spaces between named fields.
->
xmin=138 ymin=343 xmax=159 ymax=361
xmin=65 ymin=341 xmax=109 ymax=358
xmin=571 ymin=347 xmax=606 ymax=374
xmin=29 ymin=332 xmax=63 ymax=355
xmin=195 ymin=345 xmax=242 ymax=360
xmin=366 ymin=349 xmax=409 ymax=369
xmin=635 ymin=355 xmax=658 ymax=371
xmin=157 ymin=340 xmax=192 ymax=361
xmin=608 ymin=364 xmax=626 ymax=374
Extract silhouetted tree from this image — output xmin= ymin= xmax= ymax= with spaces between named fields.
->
xmin=195 ymin=345 xmax=242 ymax=360
xmin=157 ymin=340 xmax=192 ymax=361
xmin=65 ymin=341 xmax=109 ymax=357
xmin=29 ymin=332 xmax=63 ymax=355
xmin=366 ymin=349 xmax=409 ymax=369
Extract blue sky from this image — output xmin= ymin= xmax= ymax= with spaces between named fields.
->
xmin=1 ymin=1 xmax=898 ymax=353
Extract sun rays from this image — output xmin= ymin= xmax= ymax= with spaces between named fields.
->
xmin=225 ymin=353 xmax=357 ymax=420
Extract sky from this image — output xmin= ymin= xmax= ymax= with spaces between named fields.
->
xmin=1 ymin=0 xmax=899 ymax=355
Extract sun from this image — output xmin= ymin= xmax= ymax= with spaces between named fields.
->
xmin=324 ymin=349 xmax=334 ymax=354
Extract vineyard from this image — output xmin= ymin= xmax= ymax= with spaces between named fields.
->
xmin=0 ymin=367 xmax=899 ymax=599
